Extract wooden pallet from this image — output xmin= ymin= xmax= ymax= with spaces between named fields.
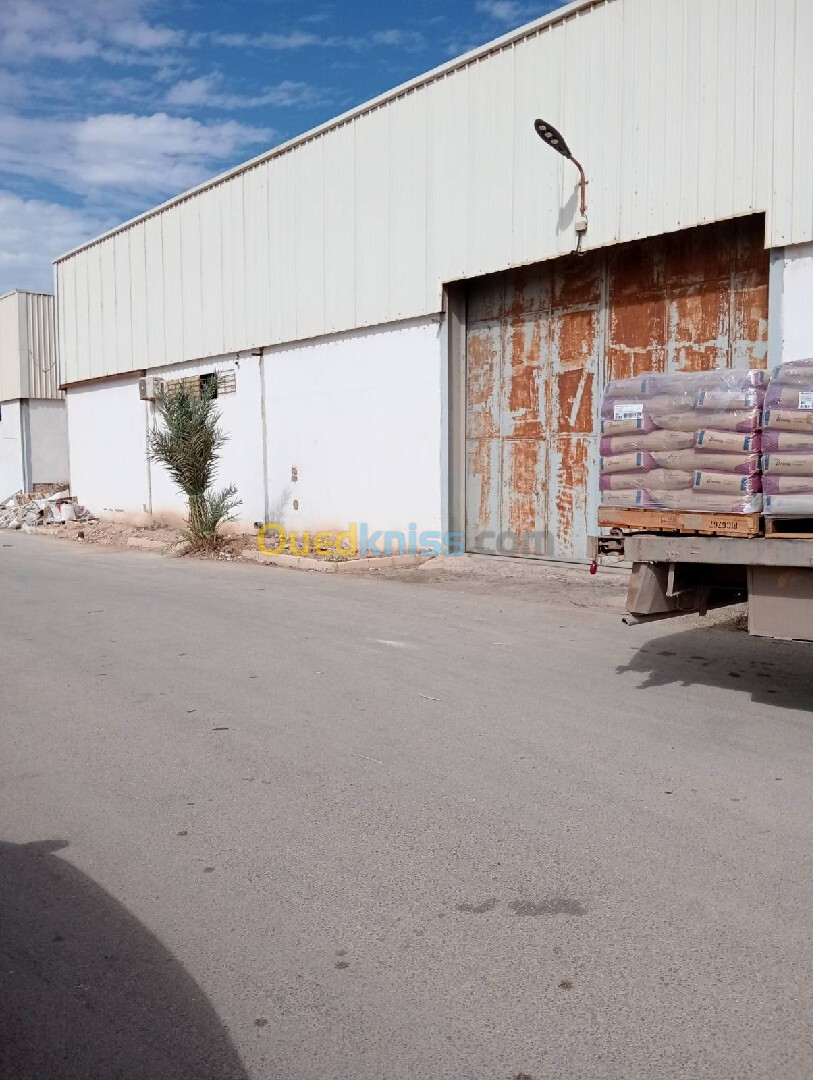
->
xmin=764 ymin=516 xmax=813 ymax=539
xmin=598 ymin=507 xmax=763 ymax=538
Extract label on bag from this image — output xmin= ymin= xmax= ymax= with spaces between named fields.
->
xmin=613 ymin=402 xmax=644 ymax=421
xmin=799 ymin=392 xmax=813 ymax=410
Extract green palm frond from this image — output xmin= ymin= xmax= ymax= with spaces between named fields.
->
xmin=147 ymin=381 xmax=241 ymax=550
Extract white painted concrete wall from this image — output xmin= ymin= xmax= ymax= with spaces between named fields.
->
xmin=263 ymin=319 xmax=443 ymax=537
xmin=66 ymin=376 xmax=150 ymax=518
xmin=777 ymin=242 xmax=813 ymax=363
xmin=29 ymin=399 xmax=69 ymax=484
xmin=64 ymin=318 xmax=445 ymax=536
xmin=146 ymin=354 xmax=266 ymax=525
xmin=0 ymin=399 xmax=24 ymax=498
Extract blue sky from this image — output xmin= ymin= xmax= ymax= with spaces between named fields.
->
xmin=0 ymin=0 xmax=562 ymax=294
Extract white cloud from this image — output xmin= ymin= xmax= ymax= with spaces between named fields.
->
xmin=211 ymin=27 xmax=426 ymax=53
xmin=166 ymin=73 xmax=324 ymax=110
xmin=211 ymin=30 xmax=320 ymax=50
xmin=0 ymin=0 xmax=184 ymax=64
xmin=110 ymin=21 xmax=184 ymax=50
xmin=370 ymin=29 xmax=424 ymax=50
xmin=0 ymin=190 xmax=110 ymax=293
xmin=475 ymin=0 xmax=549 ymax=24
xmin=0 ymin=110 xmax=272 ymax=201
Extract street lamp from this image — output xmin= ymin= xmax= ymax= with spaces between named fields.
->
xmin=533 ymin=118 xmax=588 ymax=253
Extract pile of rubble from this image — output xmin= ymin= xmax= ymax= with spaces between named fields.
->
xmin=0 ymin=490 xmax=96 ymax=531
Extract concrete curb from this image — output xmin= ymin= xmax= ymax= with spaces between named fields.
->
xmin=240 ymin=550 xmax=434 ymax=573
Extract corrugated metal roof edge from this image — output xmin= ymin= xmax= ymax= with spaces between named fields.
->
xmin=53 ymin=0 xmax=607 ymax=265
xmin=0 ymin=289 xmax=54 ymax=300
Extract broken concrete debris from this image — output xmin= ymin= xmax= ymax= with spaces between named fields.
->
xmin=0 ymin=489 xmax=96 ymax=531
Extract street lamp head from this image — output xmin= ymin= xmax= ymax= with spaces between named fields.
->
xmin=533 ymin=118 xmax=572 ymax=159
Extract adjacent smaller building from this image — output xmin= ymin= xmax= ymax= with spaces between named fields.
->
xmin=0 ymin=291 xmax=69 ymax=497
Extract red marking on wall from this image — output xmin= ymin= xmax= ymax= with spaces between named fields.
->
xmin=555 ymin=437 xmax=588 ymax=549
xmin=506 ymin=318 xmax=544 ymax=439
xmin=506 ymin=439 xmax=542 ymax=542
xmin=466 ymin=327 xmax=500 ymax=439
xmin=557 ymin=368 xmax=594 ymax=435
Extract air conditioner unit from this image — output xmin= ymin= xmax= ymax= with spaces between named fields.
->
xmin=139 ymin=376 xmax=165 ymax=401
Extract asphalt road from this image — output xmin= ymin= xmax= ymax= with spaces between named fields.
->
xmin=2 ymin=537 xmax=813 ymax=1080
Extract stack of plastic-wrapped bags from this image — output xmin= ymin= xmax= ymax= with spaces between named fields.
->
xmin=600 ymin=370 xmax=765 ymax=514
xmin=763 ymin=359 xmax=813 ymax=515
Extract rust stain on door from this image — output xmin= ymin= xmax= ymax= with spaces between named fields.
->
xmin=504 ymin=438 xmax=546 ymax=550
xmin=554 ymin=438 xmax=588 ymax=550
xmin=504 ymin=317 xmax=544 ymax=440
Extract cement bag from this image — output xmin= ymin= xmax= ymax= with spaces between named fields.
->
xmin=600 ymin=414 xmax=656 ymax=436
xmin=764 ymin=409 xmax=813 ymax=433
xmin=599 ymin=451 xmax=656 ymax=474
xmin=651 ymin=490 xmax=763 ymax=513
xmin=694 ymin=387 xmax=765 ymax=410
xmin=763 ymin=452 xmax=813 ymax=475
xmin=600 ymin=489 xmax=657 ymax=508
xmin=641 ymin=394 xmax=694 ymax=417
xmin=603 ymin=377 xmax=659 ymax=398
xmin=657 ymin=408 xmax=760 ymax=433
xmin=695 ymin=429 xmax=761 ymax=453
xmin=692 ymin=471 xmax=762 ymax=495
xmin=762 ymin=475 xmax=813 ymax=494
xmin=762 ymin=431 xmax=813 ymax=452
xmin=764 ymin=493 xmax=813 ymax=514
xmin=765 ymin=383 xmax=813 ymax=410
xmin=600 ymin=469 xmax=692 ymax=491
xmin=599 ymin=430 xmax=695 ymax=454
xmin=768 ymin=359 xmax=813 ymax=385
xmin=651 ymin=449 xmax=760 ymax=473
xmin=649 ymin=370 xmax=767 ymax=394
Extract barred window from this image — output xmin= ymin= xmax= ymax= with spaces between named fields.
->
xmin=165 ymin=369 xmax=237 ymax=398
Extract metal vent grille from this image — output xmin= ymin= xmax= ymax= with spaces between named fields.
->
xmin=165 ymin=369 xmax=237 ymax=397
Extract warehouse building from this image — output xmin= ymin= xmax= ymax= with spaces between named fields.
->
xmin=0 ymin=291 xmax=68 ymax=498
xmin=54 ymin=0 xmax=813 ymax=560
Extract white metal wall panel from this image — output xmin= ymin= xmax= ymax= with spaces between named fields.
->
xmin=732 ymin=0 xmax=758 ymax=215
xmin=112 ymin=233 xmax=132 ymax=375
xmin=770 ymin=0 xmax=796 ymax=245
xmin=73 ymin=254 xmax=91 ymax=382
xmin=55 ymin=0 xmax=813 ymax=385
xmin=791 ymin=0 xmax=813 ymax=243
xmin=25 ymin=293 xmax=59 ymax=399
xmin=294 ymin=138 xmax=326 ymax=338
xmin=161 ymin=208 xmax=184 ymax=364
xmin=354 ymin=106 xmax=391 ymax=328
xmin=466 ymin=47 xmax=514 ymax=277
xmin=100 ymin=240 xmax=118 ymax=374
xmin=1 ymin=292 xmax=59 ymax=400
xmin=243 ymin=165 xmax=270 ymax=349
xmin=85 ymin=246 xmax=104 ymax=380
xmin=387 ymin=89 xmax=428 ymax=321
xmin=322 ymin=123 xmax=356 ymax=333
xmin=425 ymin=70 xmax=469 ymax=291
xmin=0 ymin=293 xmax=23 ymax=401
xmin=59 ymin=265 xmax=77 ymax=389
xmin=199 ymin=185 xmax=225 ymax=358
xmin=222 ymin=174 xmax=246 ymax=352
xmin=129 ymin=226 xmax=149 ymax=372
xmin=269 ymin=153 xmax=298 ymax=345
xmin=511 ymin=32 xmax=548 ymax=268
xmin=179 ymin=199 xmax=203 ymax=362
xmin=144 ymin=215 xmax=166 ymax=368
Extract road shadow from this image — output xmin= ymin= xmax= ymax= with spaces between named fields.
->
xmin=617 ymin=617 xmax=813 ymax=711
xmin=0 ymin=838 xmax=248 ymax=1080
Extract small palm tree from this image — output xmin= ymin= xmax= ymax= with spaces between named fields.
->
xmin=147 ymin=380 xmax=241 ymax=551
